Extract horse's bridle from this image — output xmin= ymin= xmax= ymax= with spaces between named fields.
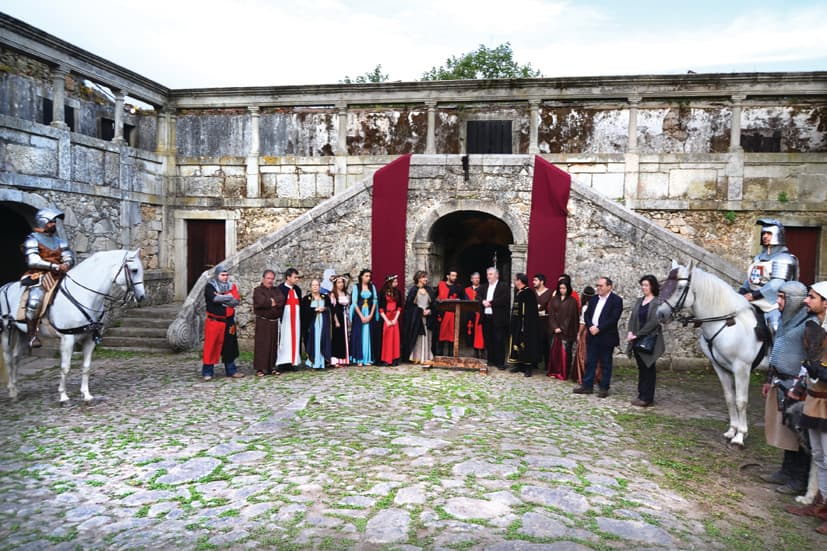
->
xmin=663 ymin=273 xmax=692 ymax=324
xmin=55 ymin=253 xmax=144 ymax=341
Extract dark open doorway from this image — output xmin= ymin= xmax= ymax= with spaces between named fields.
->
xmin=186 ymin=220 xmax=225 ymax=291
xmin=428 ymin=211 xmax=514 ymax=287
xmin=0 ymin=202 xmax=35 ymax=286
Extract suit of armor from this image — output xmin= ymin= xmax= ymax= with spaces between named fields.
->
xmin=21 ymin=208 xmax=75 ymax=348
xmin=739 ymin=218 xmax=799 ymax=332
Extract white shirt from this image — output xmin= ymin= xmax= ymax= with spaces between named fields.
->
xmin=591 ymin=294 xmax=609 ymax=327
xmin=485 ymin=281 xmax=497 ymax=315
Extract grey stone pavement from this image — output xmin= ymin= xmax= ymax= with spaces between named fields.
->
xmin=0 ymin=352 xmax=773 ymax=550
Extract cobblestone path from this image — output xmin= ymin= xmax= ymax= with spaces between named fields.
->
xmin=0 ymin=353 xmax=815 ymax=550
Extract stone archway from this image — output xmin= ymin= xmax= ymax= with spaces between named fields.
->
xmin=412 ymin=200 xmax=527 ymax=286
xmin=0 ymin=191 xmax=51 ymax=286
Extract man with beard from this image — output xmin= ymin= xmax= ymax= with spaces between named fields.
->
xmin=253 ymin=269 xmax=285 ymax=376
xmin=436 ymin=270 xmax=467 ymax=356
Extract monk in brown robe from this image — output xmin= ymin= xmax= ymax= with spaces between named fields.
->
xmin=253 ymin=269 xmax=285 ymax=376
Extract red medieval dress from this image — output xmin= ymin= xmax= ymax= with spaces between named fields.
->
xmin=464 ymin=285 xmax=485 ymax=350
xmin=380 ymin=292 xmax=401 ymax=365
xmin=438 ymin=281 xmax=464 ymax=345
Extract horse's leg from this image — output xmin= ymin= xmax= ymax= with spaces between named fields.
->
xmin=730 ymin=361 xmax=751 ymax=447
xmin=79 ymin=337 xmax=95 ymax=402
xmin=711 ymin=362 xmax=738 ymax=440
xmin=1 ymin=330 xmax=17 ymax=400
xmin=57 ymin=335 xmax=75 ymax=403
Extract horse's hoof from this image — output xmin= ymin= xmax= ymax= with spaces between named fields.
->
xmin=84 ymin=396 xmax=105 ymax=406
xmin=59 ymin=400 xmax=72 ymax=408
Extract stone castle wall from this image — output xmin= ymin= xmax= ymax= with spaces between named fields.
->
xmin=169 ymin=155 xmax=737 ymax=362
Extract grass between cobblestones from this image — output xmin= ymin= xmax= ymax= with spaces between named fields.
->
xmin=0 ymin=357 xmax=823 ymax=549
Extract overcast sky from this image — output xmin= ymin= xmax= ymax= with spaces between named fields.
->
xmin=3 ymin=0 xmax=826 ymax=89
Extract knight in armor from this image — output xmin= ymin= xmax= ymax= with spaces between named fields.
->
xmin=738 ymin=218 xmax=799 ymax=333
xmin=21 ymin=208 xmax=75 ymax=349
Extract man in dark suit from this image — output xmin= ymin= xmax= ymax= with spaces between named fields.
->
xmin=574 ymin=276 xmax=623 ymax=397
xmin=478 ymin=267 xmax=510 ymax=370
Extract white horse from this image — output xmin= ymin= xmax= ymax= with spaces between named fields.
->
xmin=656 ymin=261 xmax=768 ymax=447
xmin=0 ymin=249 xmax=146 ymax=403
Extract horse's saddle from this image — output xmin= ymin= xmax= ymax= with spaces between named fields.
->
xmin=15 ymin=272 xmax=60 ymax=322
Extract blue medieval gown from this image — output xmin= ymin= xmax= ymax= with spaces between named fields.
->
xmin=349 ymin=284 xmax=378 ymax=365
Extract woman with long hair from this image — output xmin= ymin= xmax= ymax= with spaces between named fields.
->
xmin=349 ymin=269 xmax=378 ymax=366
xmin=403 ymin=270 xmax=436 ymax=363
xmin=379 ymin=275 xmax=403 ymax=366
xmin=547 ymin=279 xmax=579 ymax=380
xmin=329 ymin=274 xmax=351 ymax=366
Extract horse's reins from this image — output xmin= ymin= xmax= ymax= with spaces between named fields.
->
xmin=665 ymin=270 xmax=761 ymax=368
xmin=54 ymin=253 xmax=143 ymax=342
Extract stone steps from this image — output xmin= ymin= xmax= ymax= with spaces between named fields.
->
xmin=98 ymin=302 xmax=182 ymax=353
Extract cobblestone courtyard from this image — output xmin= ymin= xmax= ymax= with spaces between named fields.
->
xmin=0 ymin=352 xmax=821 ymax=550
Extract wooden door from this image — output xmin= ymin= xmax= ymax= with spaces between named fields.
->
xmin=785 ymin=226 xmax=820 ymax=286
xmin=187 ymin=220 xmax=225 ymax=291
xmin=0 ymin=205 xmax=32 ymax=286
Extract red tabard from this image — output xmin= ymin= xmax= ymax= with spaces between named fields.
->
xmin=438 ymin=281 xmax=459 ymax=343
xmin=465 ymin=286 xmax=485 ymax=349
xmin=202 ymin=285 xmax=239 ymax=365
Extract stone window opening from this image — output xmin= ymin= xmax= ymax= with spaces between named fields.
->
xmin=466 ymin=120 xmax=513 ymax=154
xmin=41 ymin=97 xmax=75 ymax=131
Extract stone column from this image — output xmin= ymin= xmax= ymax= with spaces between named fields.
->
xmin=113 ymin=90 xmax=126 ymax=144
xmin=246 ymin=106 xmax=261 ymax=198
xmin=627 ymin=96 xmax=641 ymax=153
xmin=50 ymin=66 xmax=69 ymax=129
xmin=412 ymin=241 xmax=431 ymax=274
xmin=508 ymin=244 xmax=528 ymax=278
xmin=624 ymin=96 xmax=642 ymax=204
xmin=528 ymin=99 xmax=541 ymax=154
xmin=156 ymin=108 xmax=169 ymax=154
xmin=425 ymin=100 xmax=437 ymax=154
xmin=729 ymin=94 xmax=745 ymax=152
xmin=727 ymin=95 xmax=746 ymax=201
xmin=334 ymin=103 xmax=349 ymax=194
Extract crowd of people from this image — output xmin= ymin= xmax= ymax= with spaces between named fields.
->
xmin=200 ymin=264 xmax=666 ymax=408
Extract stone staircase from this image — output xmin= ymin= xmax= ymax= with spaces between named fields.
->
xmin=99 ymin=302 xmax=182 ymax=353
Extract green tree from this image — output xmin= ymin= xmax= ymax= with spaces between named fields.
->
xmin=341 ymin=64 xmax=389 ymax=84
xmin=421 ymin=42 xmax=542 ymax=81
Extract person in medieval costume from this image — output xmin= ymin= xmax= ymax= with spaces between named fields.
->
xmin=508 ymin=273 xmax=540 ymax=377
xmin=403 ymin=270 xmax=436 ymax=364
xmin=378 ymin=275 xmax=403 ymax=366
xmin=277 ymin=268 xmax=302 ymax=370
xmin=301 ymin=278 xmax=332 ymax=369
xmin=329 ymin=274 xmax=352 ymax=366
xmin=464 ymin=272 xmax=485 ymax=358
xmin=760 ymin=281 xmax=813 ymax=495
xmin=202 ymin=265 xmax=243 ymax=380
xmin=252 ymin=269 xmax=284 ymax=376
xmin=739 ymin=218 xmax=799 ymax=334
xmin=436 ymin=270 xmax=467 ymax=355
xmin=20 ymin=207 xmax=76 ymax=349
xmin=350 ymin=269 xmax=378 ymax=366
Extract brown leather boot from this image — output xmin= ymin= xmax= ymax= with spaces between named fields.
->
xmin=786 ymin=492 xmax=824 ymax=517
xmin=26 ymin=318 xmax=42 ymax=349
xmin=815 ymin=502 xmax=827 ymax=522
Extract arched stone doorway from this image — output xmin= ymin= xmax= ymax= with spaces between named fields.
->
xmin=428 ymin=211 xmax=514 ymax=286
xmin=0 ymin=201 xmax=36 ymax=285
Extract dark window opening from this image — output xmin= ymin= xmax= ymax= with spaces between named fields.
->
xmin=41 ymin=98 xmax=75 ymax=131
xmin=100 ymin=117 xmax=115 ymax=141
xmin=742 ymin=131 xmax=781 ymax=153
xmin=467 ymin=120 xmax=512 ymax=154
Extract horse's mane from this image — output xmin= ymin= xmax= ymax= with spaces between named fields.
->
xmin=69 ymin=250 xmax=131 ymax=279
xmin=690 ymin=266 xmax=749 ymax=316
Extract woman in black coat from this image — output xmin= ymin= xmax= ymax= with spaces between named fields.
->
xmin=626 ymin=274 xmax=665 ymax=407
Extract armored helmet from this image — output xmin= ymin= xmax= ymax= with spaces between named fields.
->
xmin=757 ymin=218 xmax=785 ymax=247
xmin=35 ymin=207 xmax=65 ymax=231
xmin=778 ymin=281 xmax=808 ymax=323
